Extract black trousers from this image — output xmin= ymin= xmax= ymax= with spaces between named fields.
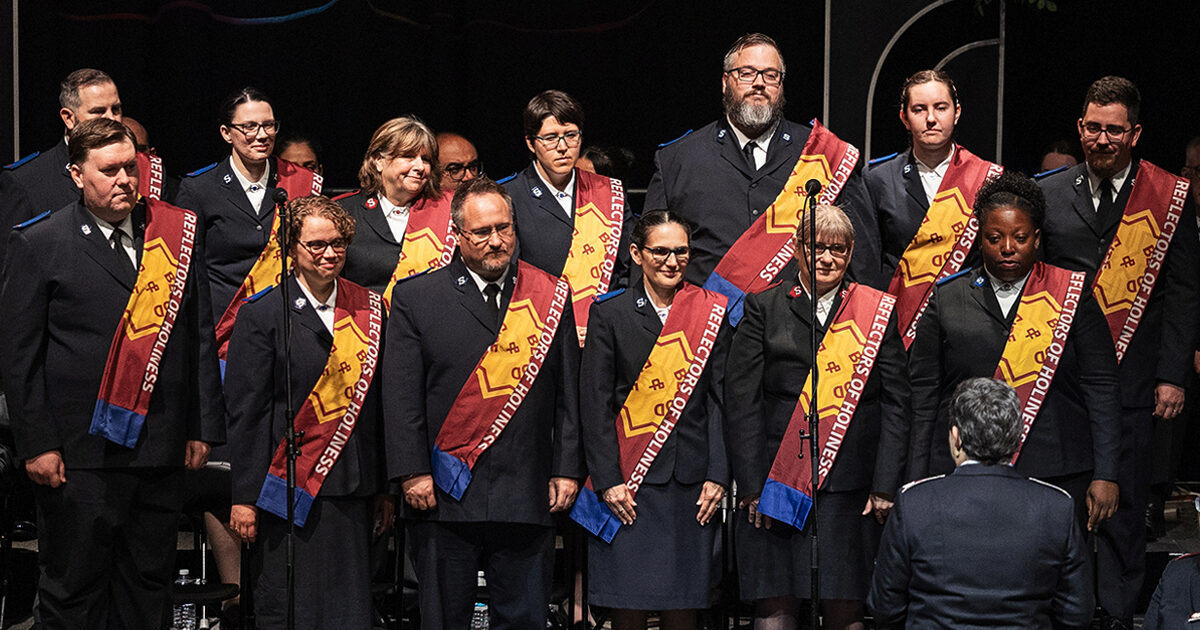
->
xmin=34 ymin=467 xmax=183 ymax=630
xmin=407 ymin=520 xmax=554 ymax=630
xmin=1095 ymin=405 xmax=1153 ymax=622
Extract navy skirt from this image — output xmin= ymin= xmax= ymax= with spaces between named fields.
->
xmin=735 ymin=488 xmax=881 ymax=601
xmin=586 ymin=478 xmax=719 ymax=610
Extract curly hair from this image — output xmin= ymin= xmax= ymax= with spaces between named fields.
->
xmin=283 ymin=195 xmax=356 ymax=252
xmin=973 ymin=170 xmax=1045 ymax=232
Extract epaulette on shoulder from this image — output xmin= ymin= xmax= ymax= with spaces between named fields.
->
xmin=185 ymin=162 xmax=219 ymax=177
xmin=244 ymin=285 xmax=275 ymax=303
xmin=4 ymin=150 xmax=40 ymax=170
xmin=331 ymin=189 xmax=360 ymax=201
xmin=868 ymin=151 xmax=900 ymax=167
xmin=496 ymin=172 xmax=517 ymax=185
xmin=1029 ymin=477 xmax=1071 ymax=498
xmin=1033 ymin=164 xmax=1069 ymax=181
xmin=900 ymin=474 xmax=945 ymax=493
xmin=14 ymin=210 xmax=51 ymax=229
xmin=658 ymin=129 xmax=693 ymax=148
xmin=394 ymin=268 xmax=432 ymax=286
xmin=936 ymin=268 xmax=972 ymax=286
xmin=1171 ymin=551 xmax=1200 ymax=562
xmin=594 ymin=288 xmax=625 ymax=304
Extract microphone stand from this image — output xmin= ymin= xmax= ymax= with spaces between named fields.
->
xmin=803 ymin=179 xmax=822 ymax=630
xmin=271 ymin=188 xmax=299 ymax=630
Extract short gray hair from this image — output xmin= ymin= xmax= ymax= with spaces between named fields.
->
xmin=797 ymin=203 xmax=855 ymax=248
xmin=948 ymin=378 xmax=1021 ymax=465
xmin=60 ymin=68 xmax=114 ymax=111
xmin=450 ymin=177 xmax=513 ymax=228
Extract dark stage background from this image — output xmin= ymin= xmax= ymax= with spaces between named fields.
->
xmin=2 ymin=0 xmax=1198 ymax=191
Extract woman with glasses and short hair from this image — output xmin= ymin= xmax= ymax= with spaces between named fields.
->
xmin=336 ymin=116 xmax=457 ymax=300
xmin=575 ymin=210 xmax=730 ymax=630
xmin=225 ymin=195 xmax=392 ymax=630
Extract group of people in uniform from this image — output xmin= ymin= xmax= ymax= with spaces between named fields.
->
xmin=1 ymin=29 xmax=1197 ymax=630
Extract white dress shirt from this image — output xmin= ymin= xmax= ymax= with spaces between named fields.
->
xmin=1085 ymin=162 xmax=1131 ymax=212
xmin=297 ymin=279 xmax=338 ymax=334
xmin=465 ymin=267 xmax=507 ymax=303
xmin=377 ymin=194 xmax=411 ymax=242
xmin=915 ymin=145 xmax=955 ymax=206
xmin=229 ymin=157 xmax=271 ymax=214
xmin=985 ymin=268 xmax=1030 ymax=318
xmin=94 ymin=214 xmax=138 ymax=270
xmin=534 ymin=164 xmax=576 ymax=217
xmin=796 ymin=280 xmax=839 ymax=326
xmin=728 ymin=118 xmax=777 ymax=171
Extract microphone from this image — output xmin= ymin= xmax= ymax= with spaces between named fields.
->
xmin=272 ymin=187 xmax=289 ymax=206
xmin=804 ymin=179 xmax=822 ymax=199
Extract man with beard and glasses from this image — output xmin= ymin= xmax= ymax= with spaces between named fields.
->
xmin=645 ymin=33 xmax=882 ymax=324
xmin=1039 ymin=76 xmax=1199 ymax=630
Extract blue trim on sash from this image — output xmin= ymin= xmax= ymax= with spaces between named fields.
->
xmin=431 ymin=445 xmax=472 ymax=501
xmin=256 ymin=472 xmax=316 ymax=527
xmin=758 ymin=477 xmax=814 ymax=531
xmin=569 ymin=486 xmax=622 ymax=543
xmin=702 ymin=271 xmax=746 ymax=327
xmin=89 ymin=398 xmax=146 ymax=448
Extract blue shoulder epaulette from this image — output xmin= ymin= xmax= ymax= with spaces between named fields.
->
xmin=185 ymin=162 xmax=219 ymax=177
xmin=868 ymin=151 xmax=900 ymax=167
xmin=5 ymin=150 xmax=40 ymax=170
xmin=392 ymin=268 xmax=432 ymax=289
xmin=14 ymin=210 xmax=51 ymax=229
xmin=936 ymin=268 xmax=973 ymax=286
xmin=496 ymin=172 xmax=517 ymax=185
xmin=1033 ymin=164 xmax=1069 ymax=181
xmin=900 ymin=474 xmax=945 ymax=493
xmin=243 ymin=285 xmax=275 ymax=303
xmin=594 ymin=288 xmax=625 ymax=303
xmin=658 ymin=129 xmax=693 ymax=148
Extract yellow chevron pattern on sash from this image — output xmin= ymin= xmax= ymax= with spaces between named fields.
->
xmin=619 ymin=331 xmax=696 ymax=438
xmin=894 ymin=188 xmax=974 ymax=288
xmin=306 ymin=314 xmax=372 ymax=424
xmin=798 ymin=319 xmax=866 ymax=421
xmin=764 ymin=154 xmax=835 ymax=236
xmin=383 ymin=226 xmax=452 ymax=308
xmin=242 ymin=209 xmax=286 ymax=296
xmin=1093 ymin=209 xmax=1162 ymax=315
xmin=124 ymin=237 xmax=182 ymax=341
xmin=474 ymin=298 xmax=547 ymax=399
xmin=995 ymin=291 xmax=1064 ymax=388
xmin=561 ymin=202 xmax=618 ymax=304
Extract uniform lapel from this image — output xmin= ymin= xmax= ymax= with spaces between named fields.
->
xmin=1098 ymin=160 xmax=1139 ymax=237
xmin=450 ymin=256 xmax=504 ymax=334
xmin=632 ymin=282 xmax=664 ymax=337
xmin=1067 ymin=165 xmax=1101 ymax=237
xmin=359 ymin=194 xmax=400 ymax=245
xmin=74 ymin=203 xmax=136 ymax=290
xmin=715 ymin=121 xmax=755 ymax=181
xmin=755 ymin=121 xmax=799 ymax=183
xmin=902 ymin=151 xmax=929 ymax=212
xmin=218 ymin=160 xmax=262 ymax=223
xmin=288 ymin=276 xmax=334 ymax=345
xmin=969 ymin=270 xmax=1008 ymax=327
xmin=523 ymin=163 xmax=575 ymax=229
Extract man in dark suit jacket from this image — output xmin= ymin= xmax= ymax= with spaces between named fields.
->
xmin=1038 ymin=76 xmax=1200 ymax=627
xmin=1143 ymin=550 xmax=1200 ymax=629
xmin=644 ymin=33 xmax=881 ymax=290
xmin=383 ymin=177 xmax=583 ymax=630
xmin=1 ymin=119 xmax=223 ymax=629
xmin=868 ymin=378 xmax=1093 ymax=629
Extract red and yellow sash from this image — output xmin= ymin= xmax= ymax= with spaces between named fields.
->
xmin=256 ymin=279 xmax=383 ymax=526
xmin=703 ymin=120 xmax=859 ymax=326
xmin=432 ymin=262 xmax=571 ymax=500
xmin=89 ymin=200 xmax=198 ymax=447
xmin=214 ymin=159 xmax=323 ymax=359
xmin=136 ymin=151 xmax=164 ymax=201
xmin=562 ymin=169 xmax=625 ymax=345
xmin=757 ymin=283 xmax=895 ymax=530
xmin=990 ymin=262 xmax=1086 ymax=463
xmin=382 ymin=190 xmax=457 ymax=310
xmin=889 ymin=146 xmax=1003 ymax=349
xmin=1091 ymin=160 xmax=1190 ymax=362
xmin=570 ymin=284 xmax=728 ymax=542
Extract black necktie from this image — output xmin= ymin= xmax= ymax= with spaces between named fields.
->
xmin=1096 ymin=178 xmax=1116 ymax=224
xmin=483 ymin=283 xmax=500 ymax=318
xmin=110 ymin=230 xmax=134 ymax=273
xmin=743 ymin=141 xmax=759 ymax=171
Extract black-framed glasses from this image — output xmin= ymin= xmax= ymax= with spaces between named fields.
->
xmin=639 ymin=245 xmax=690 ymax=264
xmin=532 ymin=130 xmax=582 ymax=149
xmin=803 ymin=241 xmax=850 ymax=257
xmin=444 ymin=160 xmax=484 ymax=181
xmin=299 ymin=238 xmax=347 ymax=255
xmin=458 ymin=222 xmax=514 ymax=244
xmin=726 ymin=66 xmax=784 ymax=85
xmin=227 ymin=120 xmax=280 ymax=137
xmin=1080 ymin=122 xmax=1132 ymax=141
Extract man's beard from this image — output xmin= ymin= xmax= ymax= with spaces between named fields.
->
xmin=724 ymin=89 xmax=785 ymax=138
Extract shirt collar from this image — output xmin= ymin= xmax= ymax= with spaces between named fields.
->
xmin=296 ymin=276 xmax=337 ymax=312
xmin=726 ymin=117 xmax=777 ymax=153
xmin=796 ymin=278 xmax=839 ymax=308
xmin=464 ymin=265 xmax=507 ymax=296
xmin=377 ymin=193 xmax=409 ymax=217
xmin=1085 ymin=161 xmax=1132 ymax=197
xmin=228 ymin=156 xmax=270 ymax=193
xmin=533 ymin=163 xmax=576 ymax=199
xmin=914 ymin=145 xmax=955 ymax=176
xmin=984 ymin=267 xmax=1031 ymax=294
xmin=92 ymin=214 xmax=133 ymax=242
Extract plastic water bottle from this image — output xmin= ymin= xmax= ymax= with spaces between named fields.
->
xmin=172 ymin=569 xmax=197 ymax=630
xmin=470 ymin=602 xmax=489 ymax=629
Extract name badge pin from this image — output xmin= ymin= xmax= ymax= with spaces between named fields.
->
xmin=80 ymin=224 xmax=92 ymax=236
xmin=294 ymin=298 xmax=307 ymax=309
xmin=789 ymin=286 xmax=804 ymax=298
xmin=974 ymin=276 xmax=986 ymax=287
xmin=1075 ymin=175 xmax=1085 ymax=186
xmin=636 ymin=297 xmax=647 ymax=308
xmin=531 ymin=186 xmax=543 ymax=199
xmin=456 ymin=276 xmax=467 ymax=286
xmin=718 ymin=129 xmax=727 ymax=139
xmin=903 ymin=164 xmax=912 ymax=175
xmin=366 ymin=198 xmax=378 ymax=209
xmin=782 ymin=132 xmax=791 ymax=142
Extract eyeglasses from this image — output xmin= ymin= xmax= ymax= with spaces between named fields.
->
xmin=804 ymin=242 xmax=850 ymax=257
xmin=299 ymin=238 xmax=347 ymax=255
xmin=639 ymin=245 xmax=690 ymax=264
xmin=458 ymin=222 xmax=514 ymax=244
xmin=531 ymin=131 xmax=581 ymax=149
xmin=1080 ymin=122 xmax=1132 ymax=141
xmin=227 ymin=120 xmax=281 ymax=137
xmin=725 ymin=66 xmax=784 ymax=86
xmin=444 ymin=160 xmax=484 ymax=181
